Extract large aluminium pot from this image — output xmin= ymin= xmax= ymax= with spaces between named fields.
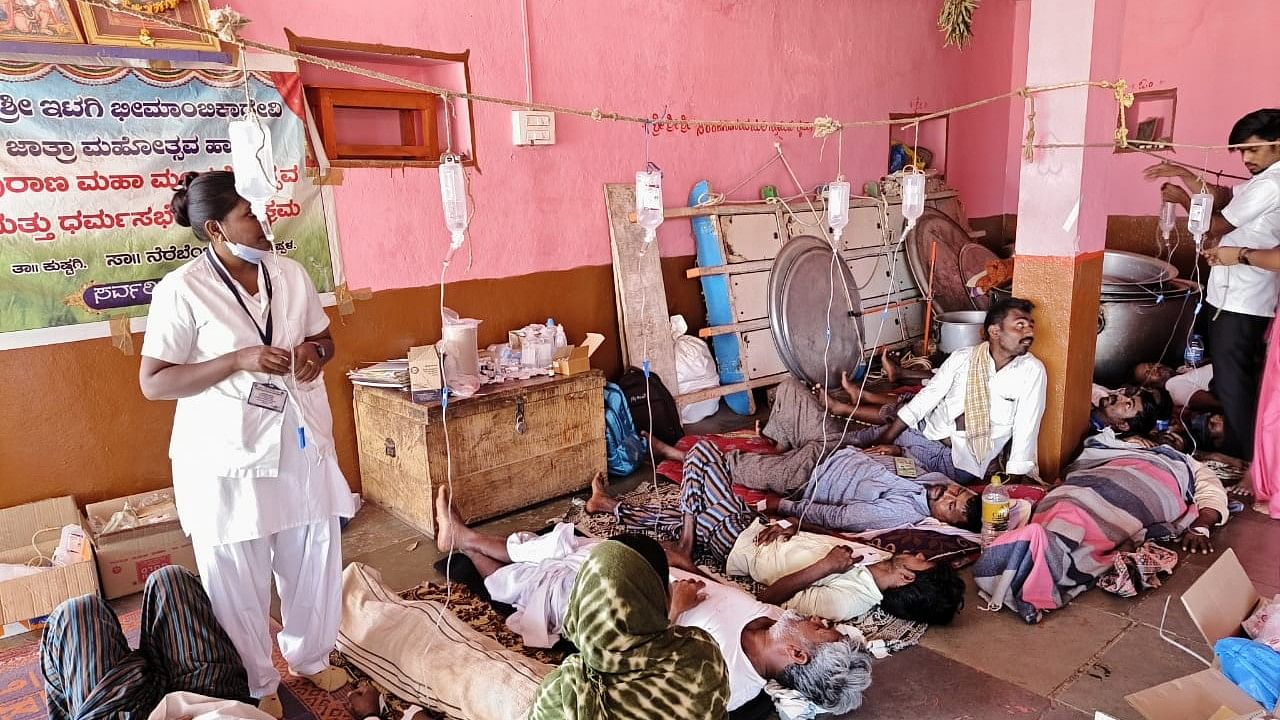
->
xmin=990 ymin=279 xmax=1201 ymax=386
xmin=936 ymin=311 xmax=988 ymax=354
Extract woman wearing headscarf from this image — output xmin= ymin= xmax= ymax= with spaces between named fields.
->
xmin=528 ymin=539 xmax=730 ymax=720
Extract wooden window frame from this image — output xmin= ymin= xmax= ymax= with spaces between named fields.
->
xmin=286 ymin=29 xmax=478 ymax=170
xmin=306 ymin=86 xmax=439 ymax=162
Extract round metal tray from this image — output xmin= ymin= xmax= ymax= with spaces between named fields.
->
xmin=768 ymin=235 xmax=865 ymax=389
xmin=905 ymin=208 xmax=976 ymax=314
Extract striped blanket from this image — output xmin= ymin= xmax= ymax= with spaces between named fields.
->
xmin=972 ymin=441 xmax=1200 ymax=623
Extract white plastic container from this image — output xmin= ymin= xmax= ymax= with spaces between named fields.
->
xmin=439 ymin=308 xmax=481 ymax=379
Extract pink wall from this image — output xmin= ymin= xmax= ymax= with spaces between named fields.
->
xmin=998 ymin=0 xmax=1280 ymax=219
xmin=1104 ymin=0 xmax=1280 ymax=217
xmin=235 ymin=0 xmax=1017 ymax=291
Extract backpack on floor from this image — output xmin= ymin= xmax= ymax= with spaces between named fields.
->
xmin=616 ymin=367 xmax=685 ymax=446
xmin=604 ymin=381 xmax=646 ymax=476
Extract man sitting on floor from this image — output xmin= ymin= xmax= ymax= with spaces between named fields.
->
xmin=583 ymin=463 xmax=966 ymax=625
xmin=41 ymin=565 xmax=273 ymax=720
xmin=433 ymin=489 xmax=873 ymax=715
xmin=863 ymin=297 xmax=1047 ymax=484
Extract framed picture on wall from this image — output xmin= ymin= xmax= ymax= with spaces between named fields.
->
xmin=0 ymin=0 xmax=85 ymax=44
xmin=1135 ymin=118 xmax=1162 ymax=143
xmin=76 ymin=0 xmax=220 ymax=52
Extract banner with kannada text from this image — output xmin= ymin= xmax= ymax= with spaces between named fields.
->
xmin=0 ymin=60 xmax=336 ymax=339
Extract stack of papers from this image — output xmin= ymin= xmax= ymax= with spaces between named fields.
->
xmin=347 ymin=360 xmax=410 ymax=388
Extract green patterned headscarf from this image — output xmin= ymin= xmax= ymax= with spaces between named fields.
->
xmin=528 ymin=540 xmax=730 ymax=720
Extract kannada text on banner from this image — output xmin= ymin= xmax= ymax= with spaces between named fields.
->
xmin=0 ymin=62 xmax=335 ymax=335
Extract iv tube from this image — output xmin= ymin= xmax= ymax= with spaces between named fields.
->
xmin=439 ymin=153 xmax=469 ymax=257
xmin=1187 ymin=192 xmax=1214 ymax=247
xmin=827 ymin=180 xmax=851 ymax=245
xmin=229 ymin=116 xmax=279 ymax=242
xmin=635 ymin=164 xmax=664 ymax=244
xmin=1159 ymin=201 xmax=1177 ymax=242
xmin=901 ymin=171 xmax=926 ymax=231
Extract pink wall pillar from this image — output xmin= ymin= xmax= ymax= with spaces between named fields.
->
xmin=1012 ymin=0 xmax=1125 ymax=477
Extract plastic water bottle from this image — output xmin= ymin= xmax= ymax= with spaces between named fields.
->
xmin=1184 ymin=334 xmax=1205 ymax=368
xmin=546 ymin=318 xmax=567 ymax=349
xmin=981 ymin=474 xmax=1011 ymax=548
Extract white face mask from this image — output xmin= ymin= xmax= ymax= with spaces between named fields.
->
xmin=215 ymin=222 xmax=269 ymax=264
xmin=225 ymin=241 xmax=269 ymax=264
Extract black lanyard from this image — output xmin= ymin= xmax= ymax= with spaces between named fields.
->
xmin=207 ymin=251 xmax=274 ymax=346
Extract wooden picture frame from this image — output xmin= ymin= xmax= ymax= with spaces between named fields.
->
xmin=0 ymin=0 xmax=84 ymax=44
xmin=76 ymin=0 xmax=219 ymax=52
xmin=1135 ymin=118 xmax=1161 ymax=143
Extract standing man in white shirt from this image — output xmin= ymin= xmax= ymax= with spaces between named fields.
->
xmin=867 ymin=297 xmax=1048 ymax=483
xmin=1145 ymin=109 xmax=1280 ymax=461
xmin=139 ymin=172 xmax=355 ymax=718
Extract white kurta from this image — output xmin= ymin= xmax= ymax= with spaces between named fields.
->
xmin=142 ymin=251 xmax=353 ymax=698
xmin=898 ymin=346 xmax=1048 ymax=477
xmin=141 ymin=252 xmax=355 ymax=546
xmin=725 ymin=519 xmax=886 ymax=622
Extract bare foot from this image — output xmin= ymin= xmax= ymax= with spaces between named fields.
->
xmin=642 ymin=431 xmax=685 ymax=463
xmin=817 ymin=384 xmax=854 ymax=416
xmin=881 ymin=349 xmax=901 ymax=384
xmin=660 ymin=540 xmax=701 ymax=575
xmin=434 ymin=486 xmax=466 ymax=553
xmin=584 ymin=471 xmax=619 ymax=514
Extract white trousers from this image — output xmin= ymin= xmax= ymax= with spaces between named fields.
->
xmin=192 ymin=517 xmax=343 ymax=698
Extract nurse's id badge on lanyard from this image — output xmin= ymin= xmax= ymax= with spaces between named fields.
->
xmin=206 ymin=253 xmax=284 ymax=413
xmin=248 ymin=382 xmax=288 ymax=412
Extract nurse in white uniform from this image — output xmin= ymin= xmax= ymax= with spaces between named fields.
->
xmin=139 ymin=171 xmax=355 ymax=718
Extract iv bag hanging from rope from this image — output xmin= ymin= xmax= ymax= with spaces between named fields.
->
xmin=635 ymin=163 xmax=663 ymax=245
xmin=230 ymin=117 xmax=279 ymax=229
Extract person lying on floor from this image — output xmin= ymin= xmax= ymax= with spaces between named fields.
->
xmin=646 ymin=435 xmax=981 ymax=536
xmin=971 ymin=428 xmax=1229 ymax=624
xmin=1132 ymin=361 xmax=1221 ymax=413
xmin=530 ymin=538 xmax=734 ymax=720
xmin=1090 ymin=385 xmax=1171 ymax=437
xmin=583 ymin=468 xmax=966 ymax=625
xmin=435 ymin=489 xmax=873 ymax=715
xmin=41 ymin=565 xmax=274 ymax=720
xmin=860 ymin=297 xmax=1048 ymax=485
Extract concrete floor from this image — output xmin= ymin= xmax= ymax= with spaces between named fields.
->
xmin=340 ymin=405 xmax=1280 ymax=720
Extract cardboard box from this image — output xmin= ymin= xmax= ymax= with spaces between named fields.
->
xmin=0 ymin=496 xmax=99 ymax=626
xmin=408 ymin=344 xmax=443 ymax=392
xmin=86 ymin=490 xmax=197 ymax=600
xmin=1125 ymin=550 xmax=1274 ymax=720
xmin=554 ymin=333 xmax=604 ymax=376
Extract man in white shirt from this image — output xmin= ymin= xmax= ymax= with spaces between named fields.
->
xmin=1145 ymin=109 xmax=1280 ymax=460
xmin=868 ymin=297 xmax=1048 ymax=483
xmin=432 ymin=505 xmax=872 ymax=715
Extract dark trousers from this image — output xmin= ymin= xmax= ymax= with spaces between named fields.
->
xmin=1205 ymin=304 xmax=1271 ymax=460
xmin=40 ymin=565 xmax=251 ymax=720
